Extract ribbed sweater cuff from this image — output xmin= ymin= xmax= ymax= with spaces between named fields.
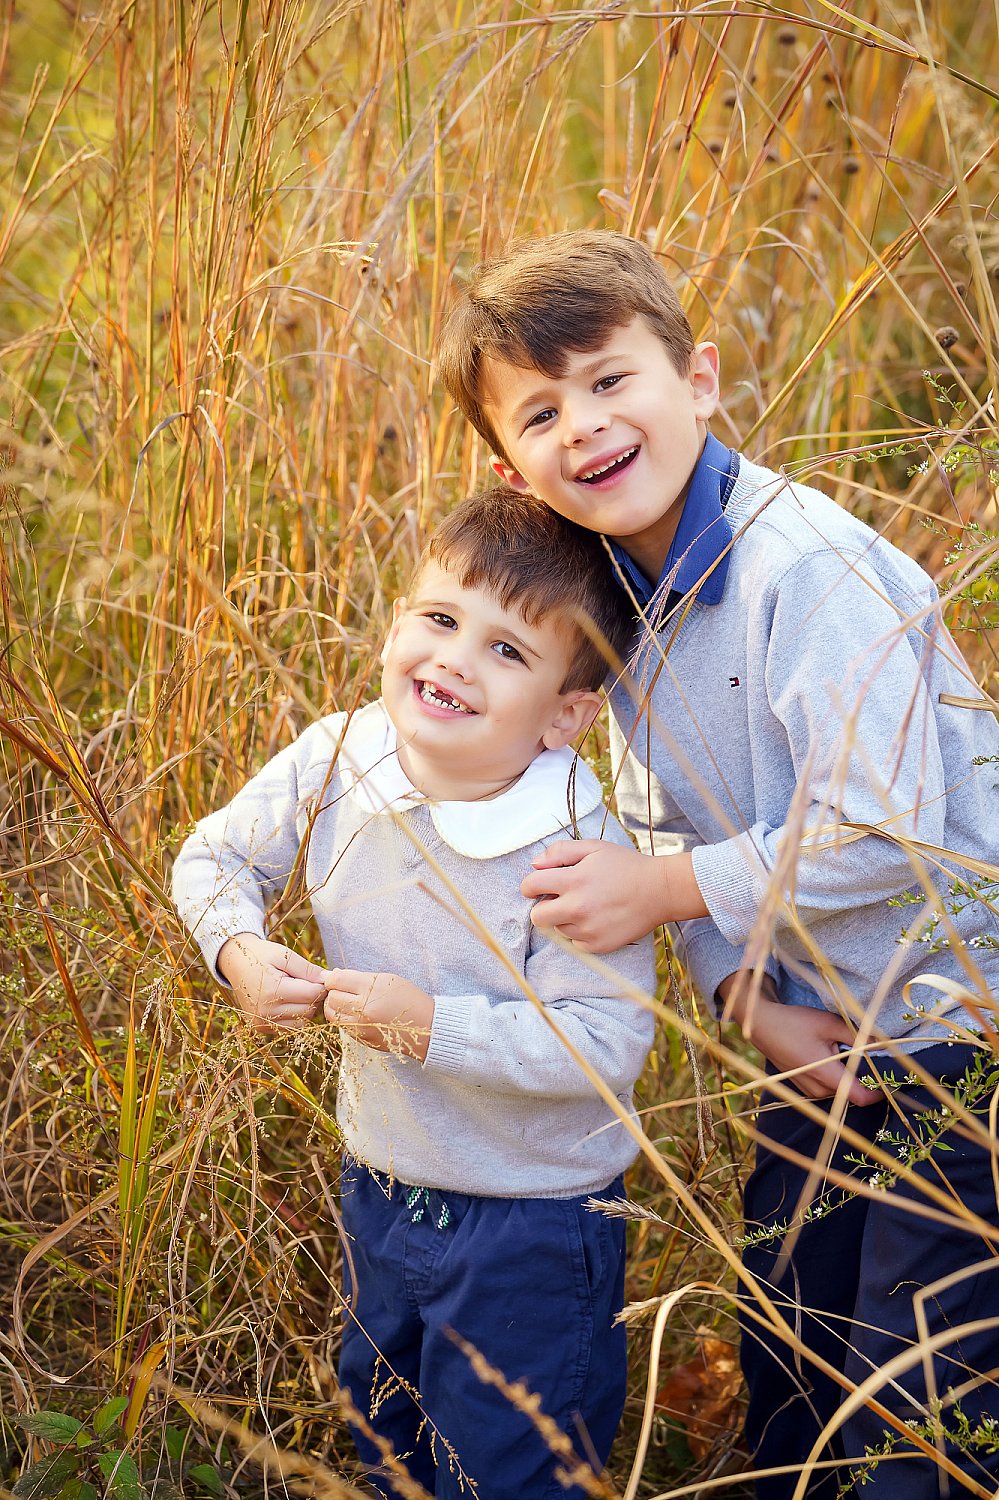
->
xmin=691 ymin=835 xmax=766 ymax=946
xmin=424 ymin=993 xmax=474 ymax=1076
xmin=197 ymin=914 xmax=267 ymax=984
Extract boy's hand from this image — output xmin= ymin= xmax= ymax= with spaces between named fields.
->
xmin=521 ymin=841 xmax=708 ymax=951
xmin=324 ymin=970 xmax=434 ymax=1062
xmin=217 ymin=933 xmax=332 ymax=1031
xmin=718 ymin=971 xmax=874 ymax=1106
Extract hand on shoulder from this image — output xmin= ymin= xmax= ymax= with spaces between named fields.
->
xmin=521 ymin=840 xmax=707 ymax=951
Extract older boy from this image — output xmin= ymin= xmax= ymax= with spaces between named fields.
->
xmin=171 ymin=487 xmax=656 ymax=1500
xmin=438 ymin=231 xmax=999 ymax=1498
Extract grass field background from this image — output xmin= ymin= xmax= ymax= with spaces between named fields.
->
xmin=2 ymin=2 xmax=998 ymax=1495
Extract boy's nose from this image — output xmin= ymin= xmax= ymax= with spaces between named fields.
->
xmin=433 ymin=641 xmax=473 ymax=680
xmin=562 ymin=394 xmax=608 ymax=444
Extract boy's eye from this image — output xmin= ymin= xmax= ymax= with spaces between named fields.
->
xmin=595 ymin=373 xmax=623 ymax=391
xmin=524 ymin=407 xmax=556 ymax=431
xmin=427 ymin=612 xmax=457 ymax=629
xmin=493 ymin=641 xmax=525 ymax=663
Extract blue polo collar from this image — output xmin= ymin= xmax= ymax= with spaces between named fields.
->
xmin=609 ymin=431 xmax=738 ymax=619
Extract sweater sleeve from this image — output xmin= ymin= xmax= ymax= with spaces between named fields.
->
xmin=171 ymin=716 xmax=345 ymax=979
xmin=423 ymin=824 xmax=657 ymax=1098
xmin=610 ymin=721 xmax=776 ymax=1013
xmin=691 ymin=550 xmax=948 ymax=945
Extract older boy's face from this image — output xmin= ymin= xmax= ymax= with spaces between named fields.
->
xmin=484 ymin=316 xmax=720 ymax=582
xmin=380 ymin=560 xmax=599 ymax=799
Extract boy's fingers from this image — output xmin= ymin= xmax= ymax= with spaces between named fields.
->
xmin=324 ymin=979 xmax=373 ymax=1010
xmin=269 ymin=973 xmax=328 ymax=1004
xmin=324 ymin=989 xmax=370 ymax=1023
xmin=272 ymin=948 xmax=337 ymax=986
xmin=530 ymin=839 xmax=596 ymax=870
xmin=526 ymin=902 xmax=608 ymax=951
xmin=832 ymin=1058 xmax=878 ymax=1107
xmin=552 ymin=927 xmax=596 ymax=952
xmin=247 ymin=1002 xmax=315 ymax=1032
xmin=802 ymin=1059 xmax=876 ymax=1107
xmin=323 ymin=968 xmax=374 ymax=995
xmin=521 ymin=867 xmax=576 ymax=900
xmin=526 ymin=893 xmax=570 ymax=928
xmin=821 ymin=1028 xmax=877 ymax=1103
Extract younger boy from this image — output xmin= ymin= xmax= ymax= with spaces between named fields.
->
xmin=171 ymin=487 xmax=656 ymax=1500
xmin=438 ymin=231 xmax=999 ymax=1498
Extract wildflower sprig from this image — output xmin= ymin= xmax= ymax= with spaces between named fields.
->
xmin=843 ymin=1403 xmax=999 ymax=1493
xmin=847 ymin=1048 xmax=999 ymax=1192
xmin=735 ymin=1186 xmax=845 ymax=1249
xmin=888 ymin=877 xmax=999 ymax=954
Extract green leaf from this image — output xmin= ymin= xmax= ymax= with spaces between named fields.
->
xmin=16 ymin=1413 xmax=85 ymax=1443
xmin=92 ymin=1399 xmax=129 ymax=1439
xmin=162 ymin=1428 xmax=186 ymax=1464
xmin=12 ymin=1454 xmax=80 ymax=1499
xmin=187 ymin=1466 xmax=222 ymax=1495
xmin=60 ymin=1482 xmax=98 ymax=1500
xmin=97 ymin=1452 xmax=142 ymax=1500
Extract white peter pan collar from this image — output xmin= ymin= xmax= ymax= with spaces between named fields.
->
xmin=337 ymin=699 xmax=603 ymax=859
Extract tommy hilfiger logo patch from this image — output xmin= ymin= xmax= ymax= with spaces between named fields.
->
xmin=729 ymin=676 xmax=741 ymax=688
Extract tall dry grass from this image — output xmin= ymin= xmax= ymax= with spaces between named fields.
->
xmin=1 ymin=1 xmax=998 ymax=1495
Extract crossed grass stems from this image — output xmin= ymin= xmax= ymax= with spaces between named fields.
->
xmin=1 ymin=0 xmax=999 ymax=1494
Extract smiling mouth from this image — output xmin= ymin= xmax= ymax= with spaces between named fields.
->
xmin=418 ymin=680 xmax=475 ymax=714
xmin=577 ymin=447 xmax=639 ymax=484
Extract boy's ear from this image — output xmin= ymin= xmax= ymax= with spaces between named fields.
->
xmin=489 ymin=455 xmax=532 ymax=493
xmin=380 ymin=596 xmax=406 ymax=665
xmin=690 ymin=342 xmax=721 ymax=419
xmin=541 ymin=690 xmax=603 ymax=752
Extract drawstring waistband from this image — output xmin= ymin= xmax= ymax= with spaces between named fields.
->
xmin=405 ymin=1185 xmax=451 ymax=1229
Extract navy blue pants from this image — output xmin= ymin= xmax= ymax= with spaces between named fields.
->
xmin=337 ymin=1158 xmax=628 ymax=1499
xmin=741 ymin=1043 xmax=999 ymax=1498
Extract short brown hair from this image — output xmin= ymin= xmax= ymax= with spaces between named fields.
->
xmin=437 ymin=230 xmax=695 ymax=463
xmin=418 ymin=486 xmax=633 ymax=692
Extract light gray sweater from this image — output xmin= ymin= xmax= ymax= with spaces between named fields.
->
xmin=172 ymin=701 xmax=656 ymax=1197
xmin=609 ymin=454 xmax=999 ymax=1044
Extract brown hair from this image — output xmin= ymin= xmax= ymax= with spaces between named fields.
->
xmin=437 ymin=230 xmax=695 ymax=462
xmin=418 ymin=486 xmax=633 ymax=692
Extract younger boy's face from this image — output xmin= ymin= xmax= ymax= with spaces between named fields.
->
xmin=380 ymin=560 xmax=600 ymax=798
xmin=485 ymin=315 xmax=720 ymax=582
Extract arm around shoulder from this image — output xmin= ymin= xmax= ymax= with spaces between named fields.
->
xmin=426 ymin=818 xmax=657 ymax=1098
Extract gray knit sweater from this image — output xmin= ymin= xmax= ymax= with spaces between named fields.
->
xmin=609 ymin=453 xmax=999 ymax=1044
xmin=172 ymin=701 xmax=656 ymax=1196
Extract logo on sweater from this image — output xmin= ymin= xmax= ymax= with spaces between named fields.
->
xmin=729 ymin=676 xmax=741 ymax=688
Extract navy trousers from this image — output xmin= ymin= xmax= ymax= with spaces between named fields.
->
xmin=740 ymin=1043 xmax=999 ymax=1498
xmin=337 ymin=1158 xmax=628 ymax=1499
